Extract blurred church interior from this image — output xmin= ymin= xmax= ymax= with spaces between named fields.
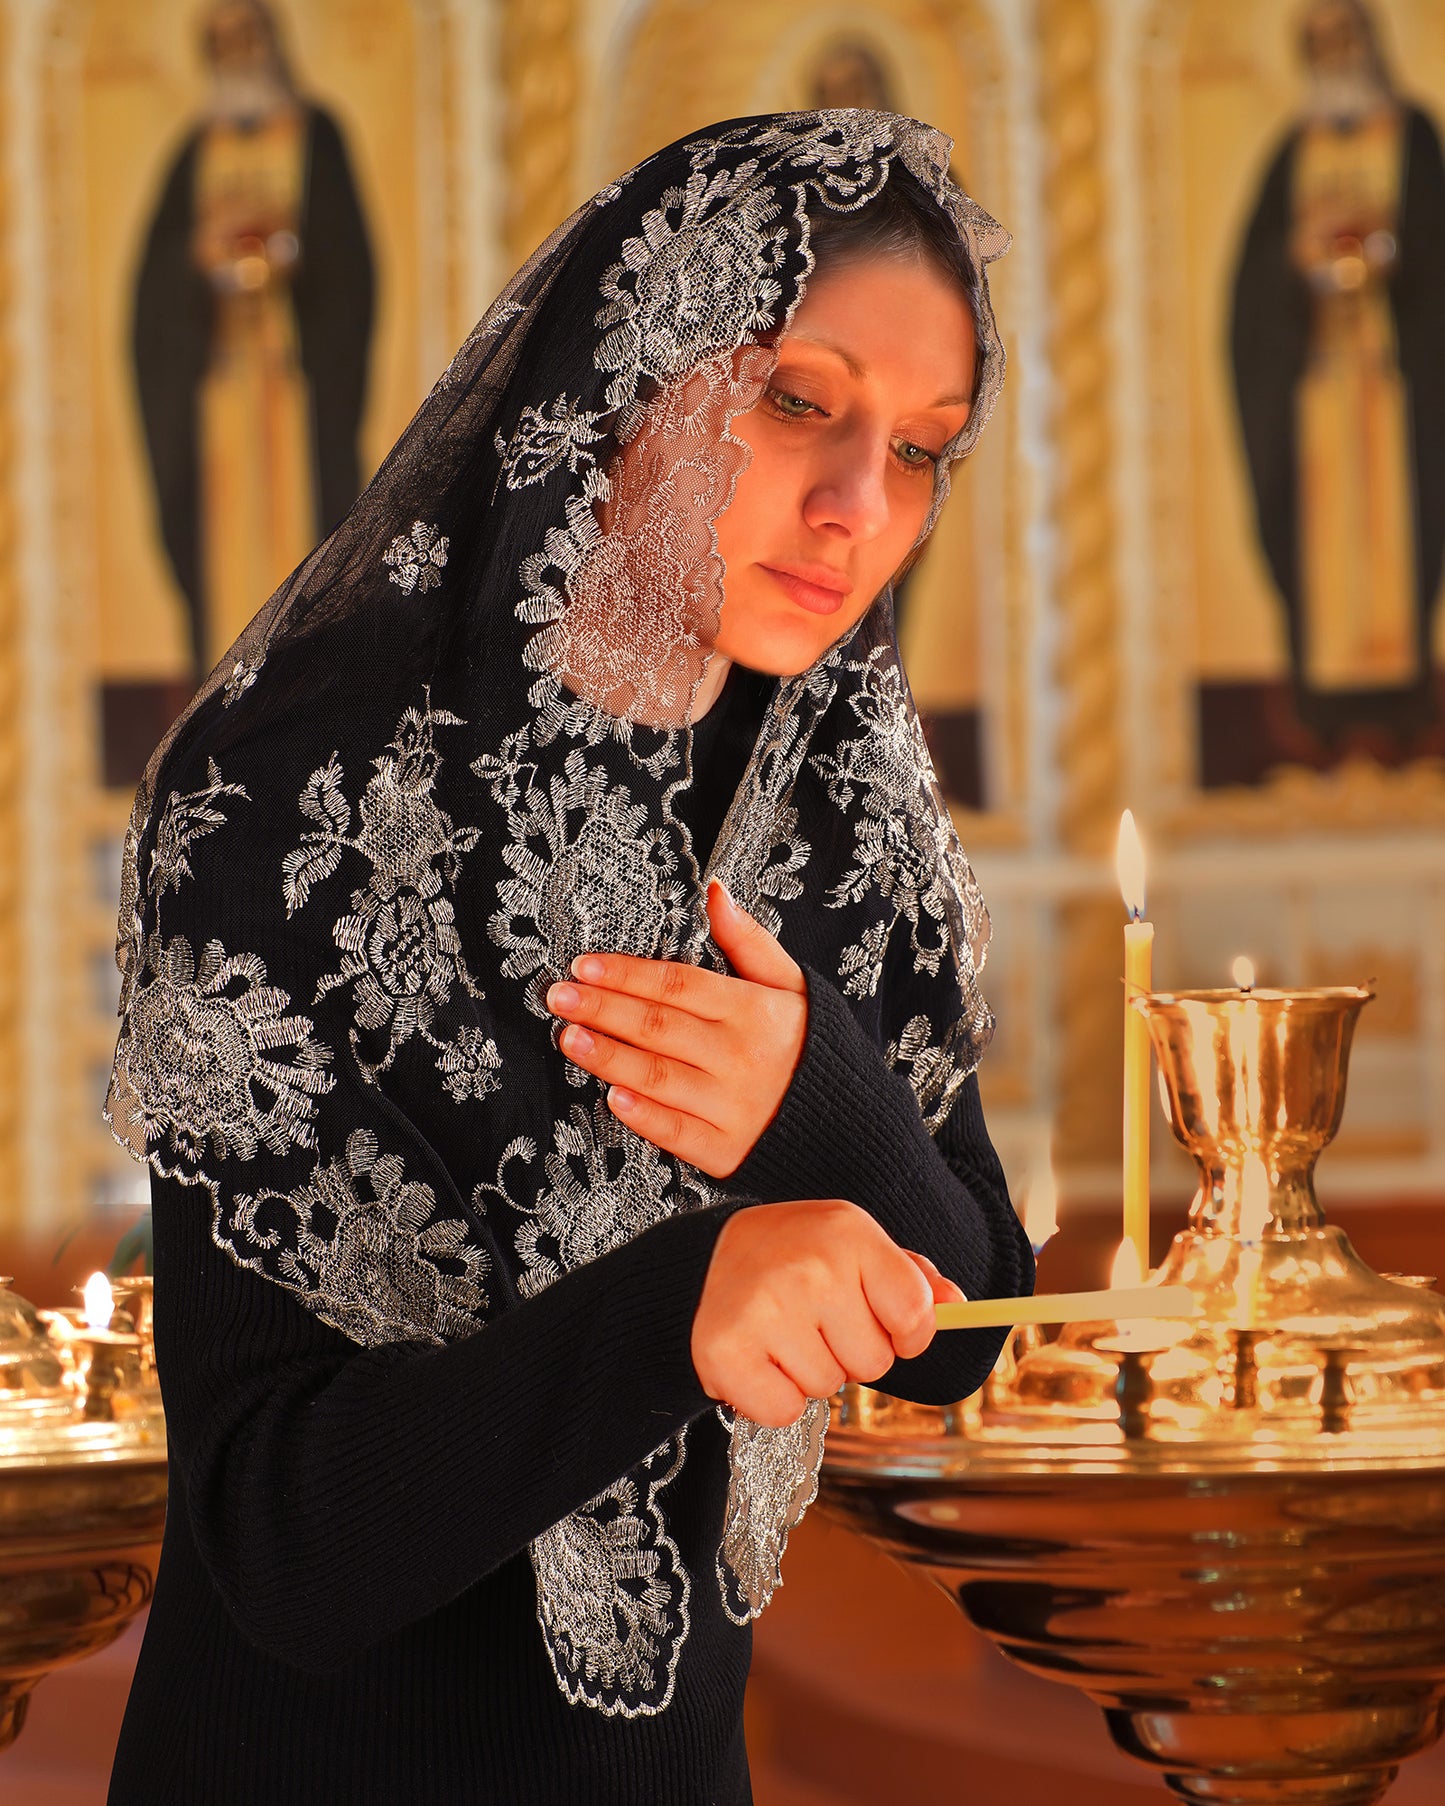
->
xmin=4 ymin=0 xmax=1445 ymax=1799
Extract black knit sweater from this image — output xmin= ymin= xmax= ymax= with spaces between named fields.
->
xmin=108 ymin=664 xmax=1033 ymax=1805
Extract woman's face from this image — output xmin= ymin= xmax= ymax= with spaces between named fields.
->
xmin=713 ymin=251 xmax=977 ymax=677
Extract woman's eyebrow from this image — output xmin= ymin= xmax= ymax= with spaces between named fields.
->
xmin=780 ymin=331 xmax=972 ymax=410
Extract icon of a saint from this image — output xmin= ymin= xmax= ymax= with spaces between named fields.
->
xmin=131 ymin=0 xmax=375 ymax=682
xmin=1230 ymin=0 xmax=1445 ymax=746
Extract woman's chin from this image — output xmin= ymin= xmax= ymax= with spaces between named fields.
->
xmin=716 ymin=616 xmax=854 ymax=679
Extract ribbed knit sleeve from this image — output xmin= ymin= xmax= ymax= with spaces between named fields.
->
xmin=730 ymin=965 xmax=1034 ymax=1405
xmin=153 ymin=1168 xmax=742 ymax=1675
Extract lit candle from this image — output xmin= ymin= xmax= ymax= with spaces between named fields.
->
xmin=1232 ymin=954 xmax=1256 ymax=992
xmin=82 ymin=1271 xmax=114 ymax=1331
xmin=1117 ymin=810 xmax=1154 ymax=1276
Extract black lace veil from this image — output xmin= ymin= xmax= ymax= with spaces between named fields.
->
xmin=107 ymin=110 xmax=1010 ymax=1719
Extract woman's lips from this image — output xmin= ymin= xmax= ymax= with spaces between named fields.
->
xmin=759 ymin=563 xmax=852 ymax=616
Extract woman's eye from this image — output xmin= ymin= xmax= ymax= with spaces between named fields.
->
xmin=766 ymin=387 xmax=820 ymax=419
xmin=894 ymin=439 xmax=940 ymax=471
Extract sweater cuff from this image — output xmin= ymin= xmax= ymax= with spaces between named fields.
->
xmin=599 ymin=1196 xmax=753 ymax=1419
xmin=731 ymin=964 xmax=934 ymax=1204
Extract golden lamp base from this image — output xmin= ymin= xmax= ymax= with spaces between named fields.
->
xmin=822 ymin=987 xmax=1445 ymax=1804
xmin=0 ymin=1275 xmax=164 ymax=1751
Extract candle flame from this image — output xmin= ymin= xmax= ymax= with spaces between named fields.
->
xmin=1024 ymin=1155 xmax=1059 ymax=1252
xmin=82 ymin=1271 xmax=114 ymax=1331
xmin=1116 ymin=810 xmax=1146 ymax=921
xmin=1232 ymin=954 xmax=1256 ymax=992
xmin=1110 ymin=1238 xmax=1144 ymax=1289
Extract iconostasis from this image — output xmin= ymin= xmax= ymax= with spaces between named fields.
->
xmin=0 ymin=0 xmax=1441 ymax=1257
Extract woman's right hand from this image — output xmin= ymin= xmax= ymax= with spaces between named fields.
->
xmin=691 ymin=1198 xmax=964 ymax=1427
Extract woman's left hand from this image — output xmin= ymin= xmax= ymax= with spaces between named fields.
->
xmin=544 ymin=880 xmax=807 ymax=1178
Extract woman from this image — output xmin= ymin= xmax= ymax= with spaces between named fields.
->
xmin=106 ymin=110 xmax=1032 ymax=1803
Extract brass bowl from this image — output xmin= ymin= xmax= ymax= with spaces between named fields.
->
xmin=821 ymin=984 xmax=1445 ymax=1803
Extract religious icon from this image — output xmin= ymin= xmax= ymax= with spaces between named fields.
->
xmin=806 ymin=38 xmax=897 ymax=113
xmin=1229 ymin=0 xmax=1445 ymax=753
xmin=130 ymin=0 xmax=375 ymax=686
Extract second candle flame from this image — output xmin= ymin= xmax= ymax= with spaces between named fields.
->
xmin=1116 ymin=810 xmax=1146 ymax=921
xmin=82 ymin=1271 xmax=114 ymax=1331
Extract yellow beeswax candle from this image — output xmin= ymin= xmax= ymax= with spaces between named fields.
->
xmin=1117 ymin=811 xmax=1153 ymax=1276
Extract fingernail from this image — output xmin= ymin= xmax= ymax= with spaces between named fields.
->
xmin=609 ymin=1086 xmax=636 ymax=1112
xmin=562 ymin=1025 xmax=593 ymax=1055
xmin=571 ymin=956 xmax=605 ymax=982
xmin=547 ymin=983 xmax=579 ymax=1012
xmin=710 ymin=879 xmax=734 ymax=910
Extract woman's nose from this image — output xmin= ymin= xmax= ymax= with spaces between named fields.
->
xmin=801 ymin=442 xmax=890 ymax=543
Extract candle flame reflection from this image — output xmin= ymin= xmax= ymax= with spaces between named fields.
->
xmin=82 ymin=1271 xmax=114 ymax=1331
xmin=1116 ymin=810 xmax=1146 ymax=921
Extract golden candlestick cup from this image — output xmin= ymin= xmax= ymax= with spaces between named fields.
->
xmin=822 ymin=985 xmax=1445 ymax=1804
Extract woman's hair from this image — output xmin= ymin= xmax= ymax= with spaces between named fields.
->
xmin=804 ymin=171 xmax=985 ymax=404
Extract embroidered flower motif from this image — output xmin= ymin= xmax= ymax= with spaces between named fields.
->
xmin=487 ymin=748 xmax=691 ymax=1019
xmin=812 ymin=651 xmax=957 ymax=998
xmin=532 ymin=1435 xmax=691 ymax=1718
xmin=383 ymin=520 xmax=450 ymax=595
xmin=117 ymin=932 xmax=333 ymax=1165
xmin=886 ymin=1013 xmax=974 ymax=1132
xmin=436 ymin=1025 xmax=504 ymax=1103
xmin=716 ymin=1398 xmax=828 ymax=1625
xmin=282 ymin=700 xmax=501 ymax=1095
xmin=222 ymin=655 xmax=263 ymax=706
xmin=512 ymin=1101 xmax=708 ymax=1297
xmin=150 ymin=760 xmax=249 ymax=897
xmin=707 ymin=689 xmax=824 ymax=935
xmin=594 ymin=173 xmax=790 ymax=412
xmin=436 ymin=298 xmax=525 ymax=390
xmin=519 ymin=351 xmax=771 ymax=733
xmin=495 ymin=393 xmax=606 ymax=490
xmin=228 ymin=1129 xmax=489 ymax=1344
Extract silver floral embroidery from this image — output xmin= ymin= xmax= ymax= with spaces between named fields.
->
xmin=383 ymin=520 xmax=450 ymax=595
xmin=594 ymin=174 xmax=789 ymax=412
xmin=485 ymin=746 xmax=691 ymax=1019
xmin=706 ymin=674 xmax=831 ymax=933
xmin=436 ymin=298 xmax=525 ymax=390
xmin=117 ymin=931 xmax=333 ymax=1164
xmin=282 ymin=701 xmax=501 ymax=1095
xmin=495 ymin=393 xmax=606 ymax=490
xmin=512 ymin=1101 xmax=709 ymax=1297
xmin=532 ymin=1434 xmax=691 ymax=1718
xmin=716 ymin=1398 xmax=828 ymax=1625
xmin=150 ymin=760 xmax=249 ymax=896
xmin=223 ymin=656 xmax=263 ymax=707
xmin=518 ymin=350 xmax=772 ymax=735
xmin=467 ymin=1110 xmax=706 ymax=1717
xmin=228 ymin=1128 xmax=489 ymax=1344
xmin=813 ymin=650 xmax=956 ymax=998
xmin=886 ymin=1013 xmax=973 ymax=1132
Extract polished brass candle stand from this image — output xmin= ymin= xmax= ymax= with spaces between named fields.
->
xmin=822 ymin=986 xmax=1445 ymax=1804
xmin=0 ymin=1276 xmax=164 ymax=1750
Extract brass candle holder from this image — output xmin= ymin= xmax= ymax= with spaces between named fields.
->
xmin=0 ymin=1275 xmax=164 ymax=1750
xmin=821 ymin=985 xmax=1445 ymax=1805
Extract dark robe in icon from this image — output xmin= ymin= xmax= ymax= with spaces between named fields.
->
xmin=131 ymin=104 xmax=374 ymax=688
xmin=1230 ymin=102 xmax=1445 ymax=742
